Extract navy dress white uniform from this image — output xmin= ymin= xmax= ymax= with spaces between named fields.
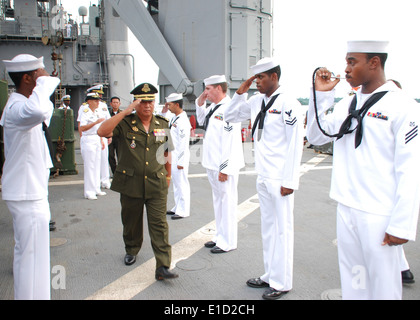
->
xmin=166 ymin=93 xmax=191 ymax=218
xmin=306 ymin=41 xmax=420 ymax=299
xmin=79 ymin=93 xmax=107 ymax=200
xmin=98 ymin=100 xmax=111 ymax=189
xmin=87 ymin=85 xmax=111 ymax=189
xmin=196 ymin=75 xmax=245 ymax=252
xmin=225 ymin=58 xmax=304 ymax=293
xmin=1 ymin=54 xmax=60 ymax=300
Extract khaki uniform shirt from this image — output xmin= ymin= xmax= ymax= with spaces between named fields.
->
xmin=110 ymin=113 xmax=174 ymax=199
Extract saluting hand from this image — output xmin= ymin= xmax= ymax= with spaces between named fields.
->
xmin=315 ymin=67 xmax=341 ymax=92
xmin=33 ymin=68 xmax=50 ymax=80
xmin=197 ymin=92 xmax=208 ymax=106
xmin=162 ymin=103 xmax=169 ymax=113
xmin=123 ymin=99 xmax=142 ymax=116
xmin=236 ymin=75 xmax=256 ymax=95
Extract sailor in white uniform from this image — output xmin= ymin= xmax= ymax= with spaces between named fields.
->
xmin=59 ymin=95 xmax=71 ymax=109
xmin=196 ymin=75 xmax=245 ymax=253
xmin=306 ymin=40 xmax=420 ymax=300
xmin=1 ymin=54 xmax=60 ymax=300
xmin=58 ymin=94 xmax=71 ymax=109
xmin=159 ymin=102 xmax=175 ymax=122
xmin=87 ymin=85 xmax=112 ymax=189
xmin=165 ymin=93 xmax=191 ymax=219
xmin=225 ymin=58 xmax=304 ymax=300
xmin=79 ymin=93 xmax=107 ymax=200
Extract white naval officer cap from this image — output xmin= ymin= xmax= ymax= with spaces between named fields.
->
xmin=85 ymin=92 xmax=101 ymax=101
xmin=165 ymin=93 xmax=183 ymax=103
xmin=3 ymin=54 xmax=45 ymax=73
xmin=87 ymin=84 xmax=104 ymax=94
xmin=62 ymin=95 xmax=71 ymax=101
xmin=250 ymin=57 xmax=280 ymax=75
xmin=204 ymin=75 xmax=227 ymax=86
xmin=347 ymin=40 xmax=389 ymax=53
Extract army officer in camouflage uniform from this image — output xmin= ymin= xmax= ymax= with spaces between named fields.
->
xmin=97 ymin=83 xmax=178 ymax=280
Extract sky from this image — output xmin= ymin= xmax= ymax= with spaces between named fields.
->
xmin=60 ymin=0 xmax=420 ymax=99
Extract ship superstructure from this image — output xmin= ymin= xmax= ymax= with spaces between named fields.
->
xmin=0 ymin=0 xmax=134 ymax=127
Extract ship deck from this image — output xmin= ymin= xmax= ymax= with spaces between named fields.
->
xmin=1 ymin=133 xmax=419 ymax=304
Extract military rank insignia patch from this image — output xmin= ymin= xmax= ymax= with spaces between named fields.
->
xmin=285 ymin=109 xmax=297 ymax=126
xmin=405 ymin=125 xmax=418 ymax=145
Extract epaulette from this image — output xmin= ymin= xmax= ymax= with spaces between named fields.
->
xmin=155 ymin=114 xmax=169 ymax=123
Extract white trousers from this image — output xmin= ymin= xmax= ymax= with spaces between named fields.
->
xmin=100 ymin=137 xmax=111 ymax=188
xmin=171 ymin=164 xmax=191 ymax=217
xmin=81 ymin=135 xmax=102 ymax=198
xmin=6 ymin=198 xmax=51 ymax=300
xmin=257 ymin=176 xmax=294 ymax=291
xmin=336 ymin=203 xmax=402 ymax=300
xmin=207 ymin=169 xmax=239 ymax=251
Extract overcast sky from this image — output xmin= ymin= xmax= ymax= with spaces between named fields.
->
xmin=61 ymin=0 xmax=420 ymax=99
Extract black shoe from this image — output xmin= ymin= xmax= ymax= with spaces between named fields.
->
xmin=262 ymin=287 xmax=289 ymax=300
xmin=204 ymin=241 xmax=216 ymax=248
xmin=246 ymin=277 xmax=269 ymax=288
xmin=124 ymin=254 xmax=136 ymax=266
xmin=171 ymin=214 xmax=184 ymax=220
xmin=49 ymin=221 xmax=56 ymax=232
xmin=155 ymin=266 xmax=179 ymax=280
xmin=402 ymin=269 xmax=415 ymax=284
xmin=166 ymin=211 xmax=175 ymax=215
xmin=210 ymin=246 xmax=227 ymax=254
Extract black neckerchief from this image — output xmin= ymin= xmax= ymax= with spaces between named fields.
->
xmin=336 ymin=91 xmax=388 ymax=148
xmin=203 ymin=104 xmax=221 ymax=131
xmin=251 ymin=94 xmax=280 ymax=141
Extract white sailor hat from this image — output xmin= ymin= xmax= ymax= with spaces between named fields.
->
xmin=62 ymin=95 xmax=71 ymax=101
xmin=87 ymin=84 xmax=104 ymax=94
xmin=165 ymin=93 xmax=183 ymax=103
xmin=204 ymin=75 xmax=227 ymax=86
xmin=250 ymin=57 xmax=279 ymax=75
xmin=347 ymin=40 xmax=389 ymax=53
xmin=3 ymin=54 xmax=45 ymax=73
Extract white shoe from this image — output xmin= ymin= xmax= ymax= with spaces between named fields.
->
xmin=86 ymin=195 xmax=98 ymax=200
xmin=101 ymin=182 xmax=111 ymax=189
xmin=97 ymin=191 xmax=107 ymax=196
